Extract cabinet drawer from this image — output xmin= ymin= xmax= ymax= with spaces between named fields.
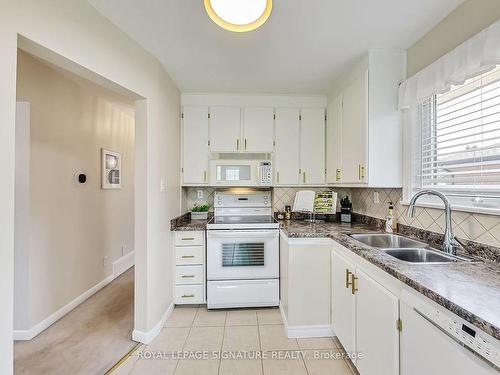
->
xmin=176 ymin=265 xmax=204 ymax=284
xmin=175 ymin=246 xmax=204 ymax=265
xmin=175 ymin=285 xmax=204 ymax=304
xmin=175 ymin=231 xmax=204 ymax=246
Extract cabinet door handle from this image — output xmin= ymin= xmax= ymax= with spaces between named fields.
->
xmin=181 ymin=237 xmax=194 ymax=241
xmin=277 ymin=171 xmax=280 ymax=184
xmin=203 ymin=170 xmax=207 ymax=182
xmin=181 ymin=275 xmax=195 ymax=278
xmin=345 ymin=269 xmax=352 ymax=288
xmin=336 ymin=168 xmax=341 ymax=182
xmin=303 ymin=171 xmax=306 ymax=183
xmin=244 ymin=138 xmax=247 ymax=150
xmin=351 ymin=274 xmax=358 ymax=295
xmin=181 ymin=255 xmax=195 ymax=259
xmin=181 ymin=294 xmax=194 ymax=298
xmin=358 ymin=164 xmax=365 ymax=180
xmin=237 ymin=139 xmax=239 ymax=150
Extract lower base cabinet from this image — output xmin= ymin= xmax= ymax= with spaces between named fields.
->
xmin=174 ymin=231 xmax=205 ymax=304
xmin=332 ymin=251 xmax=399 ymax=375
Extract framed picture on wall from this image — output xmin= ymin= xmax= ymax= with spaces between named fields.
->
xmin=101 ymin=148 xmax=122 ymax=189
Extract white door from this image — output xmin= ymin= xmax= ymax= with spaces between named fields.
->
xmin=355 ymin=269 xmax=399 ymax=375
xmin=342 ymin=70 xmax=368 ymax=184
xmin=209 ymin=106 xmax=241 ymax=152
xmin=274 ymin=108 xmax=300 ymax=185
xmin=331 ymin=252 xmax=356 ymax=355
xmin=182 ymin=106 xmax=209 ymax=184
xmin=326 ymin=95 xmax=342 ymax=184
xmin=300 ymin=108 xmax=325 ymax=185
xmin=243 ymin=107 xmax=274 ymax=152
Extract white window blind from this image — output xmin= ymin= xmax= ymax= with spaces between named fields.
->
xmin=420 ymin=65 xmax=500 ymax=193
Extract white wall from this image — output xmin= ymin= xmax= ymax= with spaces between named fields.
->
xmin=15 ymin=51 xmax=135 ymax=330
xmin=0 ymin=1 xmax=181 ymax=373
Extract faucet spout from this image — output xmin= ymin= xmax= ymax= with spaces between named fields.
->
xmin=407 ymin=190 xmax=459 ymax=255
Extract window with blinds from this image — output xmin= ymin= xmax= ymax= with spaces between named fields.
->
xmin=420 ymin=65 xmax=500 ymax=193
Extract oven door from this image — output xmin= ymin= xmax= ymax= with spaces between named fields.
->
xmin=207 ymin=229 xmax=279 ymax=280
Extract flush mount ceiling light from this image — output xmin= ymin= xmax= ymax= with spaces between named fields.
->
xmin=204 ymin=0 xmax=272 ymax=32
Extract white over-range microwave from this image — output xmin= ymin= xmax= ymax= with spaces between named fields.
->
xmin=210 ymin=159 xmax=272 ymax=186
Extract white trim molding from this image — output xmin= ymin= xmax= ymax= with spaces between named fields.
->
xmin=132 ymin=302 xmax=174 ymax=344
xmin=279 ymin=303 xmax=334 ymax=339
xmin=14 ymin=274 xmax=114 ymax=341
xmin=113 ymin=251 xmax=135 ymax=278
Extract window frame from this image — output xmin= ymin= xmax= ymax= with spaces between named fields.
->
xmin=402 ymin=71 xmax=500 ymax=216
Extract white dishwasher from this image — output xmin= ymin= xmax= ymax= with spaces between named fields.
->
xmin=400 ymin=290 xmax=499 ymax=375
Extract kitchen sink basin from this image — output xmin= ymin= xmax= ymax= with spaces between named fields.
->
xmin=349 ymin=233 xmax=427 ymax=249
xmin=381 ymin=248 xmax=469 ymax=264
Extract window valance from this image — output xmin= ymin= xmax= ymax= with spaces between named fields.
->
xmin=399 ymin=20 xmax=500 ymax=109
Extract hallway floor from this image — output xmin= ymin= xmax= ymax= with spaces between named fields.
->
xmin=15 ymin=267 xmax=135 ymax=375
xmin=113 ymin=306 xmax=354 ymax=375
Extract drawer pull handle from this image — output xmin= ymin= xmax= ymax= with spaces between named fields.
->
xmin=181 ymin=237 xmax=195 ymax=241
xmin=351 ymin=274 xmax=358 ymax=295
xmin=181 ymin=255 xmax=195 ymax=259
xmin=181 ymin=275 xmax=195 ymax=278
xmin=345 ymin=269 xmax=352 ymax=289
xmin=181 ymin=294 xmax=195 ymax=298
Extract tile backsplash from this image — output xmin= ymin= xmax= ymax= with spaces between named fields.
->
xmin=181 ymin=186 xmax=500 ymax=249
xmin=352 ymin=188 xmax=500 ymax=249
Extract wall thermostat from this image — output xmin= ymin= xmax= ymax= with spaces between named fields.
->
xmin=74 ymin=171 xmax=88 ymax=184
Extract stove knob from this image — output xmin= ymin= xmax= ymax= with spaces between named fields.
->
xmin=264 ymin=201 xmax=268 ymax=205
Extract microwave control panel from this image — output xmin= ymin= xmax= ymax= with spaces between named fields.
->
xmin=260 ymin=161 xmax=272 ymax=185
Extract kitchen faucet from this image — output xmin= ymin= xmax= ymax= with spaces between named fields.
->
xmin=407 ymin=190 xmax=461 ymax=255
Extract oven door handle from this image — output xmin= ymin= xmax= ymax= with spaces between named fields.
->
xmin=207 ymin=230 xmax=278 ymax=239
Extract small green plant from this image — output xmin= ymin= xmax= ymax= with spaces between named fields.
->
xmin=191 ymin=204 xmax=209 ymax=212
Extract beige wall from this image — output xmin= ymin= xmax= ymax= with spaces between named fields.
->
xmin=0 ymin=1 xmax=181 ymax=372
xmin=15 ymin=51 xmax=135 ymax=329
xmin=407 ymin=0 xmax=500 ymax=76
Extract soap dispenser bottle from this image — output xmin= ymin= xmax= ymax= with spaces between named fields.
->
xmin=385 ymin=202 xmax=397 ymax=233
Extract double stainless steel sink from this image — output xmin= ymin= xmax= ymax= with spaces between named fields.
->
xmin=349 ymin=233 xmax=472 ymax=264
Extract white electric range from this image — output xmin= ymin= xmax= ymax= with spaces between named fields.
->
xmin=206 ymin=190 xmax=279 ymax=309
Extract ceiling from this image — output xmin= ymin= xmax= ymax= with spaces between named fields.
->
xmin=88 ymin=0 xmax=464 ymax=95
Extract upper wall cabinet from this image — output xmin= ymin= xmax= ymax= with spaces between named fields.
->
xmin=242 ymin=107 xmax=274 ymax=152
xmin=182 ymin=106 xmax=209 ymax=185
xmin=209 ymin=106 xmax=241 ymax=152
xmin=327 ymin=49 xmax=406 ymax=187
xmin=300 ymin=108 xmax=326 ymax=185
xmin=274 ymin=108 xmax=301 ymax=185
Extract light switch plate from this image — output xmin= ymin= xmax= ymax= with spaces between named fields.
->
xmin=374 ymin=191 xmax=380 ymax=204
xmin=197 ymin=190 xmax=204 ymax=199
xmin=160 ymin=178 xmax=167 ymax=192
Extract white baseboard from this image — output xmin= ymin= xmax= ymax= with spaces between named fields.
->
xmin=113 ymin=250 xmax=135 ymax=278
xmin=14 ymin=274 xmax=115 ymax=341
xmin=132 ymin=302 xmax=174 ymax=344
xmin=279 ymin=302 xmax=334 ymax=339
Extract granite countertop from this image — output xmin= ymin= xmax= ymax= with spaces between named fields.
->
xmin=280 ymin=219 xmax=500 ymax=341
xmin=172 ymin=219 xmax=208 ymax=231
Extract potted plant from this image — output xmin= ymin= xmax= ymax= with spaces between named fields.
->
xmin=191 ymin=203 xmax=209 ymax=220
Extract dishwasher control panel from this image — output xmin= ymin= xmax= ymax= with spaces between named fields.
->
xmin=403 ymin=289 xmax=500 ymax=369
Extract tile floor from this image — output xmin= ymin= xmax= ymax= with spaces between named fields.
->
xmin=112 ymin=306 xmax=354 ymax=375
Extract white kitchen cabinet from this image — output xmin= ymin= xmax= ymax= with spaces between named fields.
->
xmin=331 ymin=252 xmax=356 ymax=355
xmin=332 ymin=250 xmax=399 ymax=374
xmin=242 ymin=107 xmax=274 ymax=152
xmin=341 ymin=71 xmax=368 ymax=184
xmin=174 ymin=231 xmax=205 ymax=304
xmin=182 ymin=106 xmax=209 ymax=184
xmin=326 ymin=95 xmax=342 ymax=183
xmin=300 ymin=108 xmax=326 ymax=185
xmin=327 ymin=49 xmax=406 ymax=187
xmin=274 ymin=108 xmax=300 ymax=185
xmin=209 ymin=106 xmax=241 ymax=152
xmin=356 ymin=269 xmax=399 ymax=375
